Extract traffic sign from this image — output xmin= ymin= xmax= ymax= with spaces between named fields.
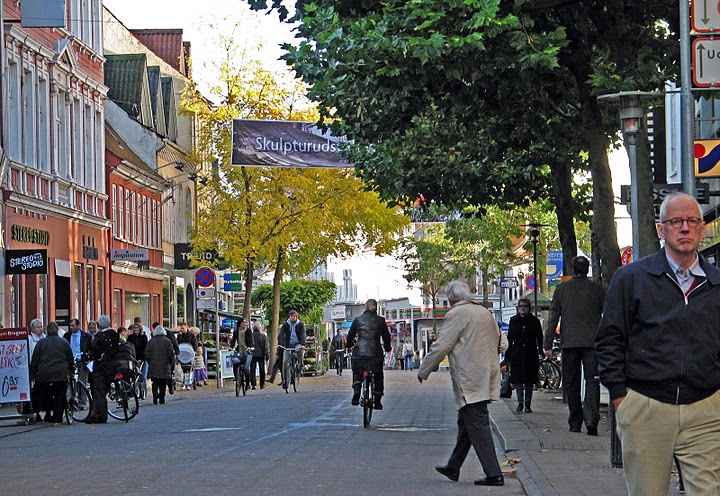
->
xmin=500 ymin=278 xmax=519 ymax=289
xmin=196 ymin=288 xmax=216 ymax=299
xmin=692 ymin=0 xmax=720 ymax=33
xmin=692 ymin=38 xmax=720 ymax=87
xmin=196 ymin=299 xmax=216 ymax=310
xmin=525 ymin=274 xmax=536 ymax=290
xmin=195 ymin=267 xmax=216 ymax=288
xmin=223 ymin=273 xmax=243 ymax=282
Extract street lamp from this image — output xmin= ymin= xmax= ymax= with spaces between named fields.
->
xmin=528 ymin=226 xmax=541 ymax=316
xmin=598 ymin=91 xmax=658 ymax=259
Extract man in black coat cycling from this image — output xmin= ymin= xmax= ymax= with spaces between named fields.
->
xmin=347 ymin=299 xmax=392 ymax=410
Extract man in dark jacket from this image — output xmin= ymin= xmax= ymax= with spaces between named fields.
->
xmin=278 ymin=311 xmax=305 ymax=389
xmin=176 ymin=322 xmax=198 ymax=350
xmin=30 ymin=321 xmax=73 ymax=425
xmin=63 ymin=318 xmax=92 ymax=408
xmin=85 ymin=315 xmax=119 ymax=424
xmin=250 ymin=322 xmax=269 ymax=389
xmin=347 ymin=299 xmax=391 ymax=409
xmin=544 ymin=256 xmax=605 ymax=435
xmin=597 ymin=193 xmax=720 ymax=495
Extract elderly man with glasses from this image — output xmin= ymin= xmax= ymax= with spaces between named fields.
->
xmin=544 ymin=255 xmax=605 ymax=436
xmin=597 ymin=192 xmax=720 ymax=495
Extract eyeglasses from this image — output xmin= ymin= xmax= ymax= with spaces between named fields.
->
xmin=660 ymin=217 xmax=702 ymax=229
xmin=517 ymin=304 xmax=530 ymax=308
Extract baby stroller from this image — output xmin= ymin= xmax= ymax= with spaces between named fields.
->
xmin=178 ymin=343 xmax=196 ymax=390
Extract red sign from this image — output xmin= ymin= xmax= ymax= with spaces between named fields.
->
xmin=195 ymin=267 xmax=216 ymax=288
xmin=525 ymin=274 xmax=536 ymax=290
xmin=621 ymin=246 xmax=633 ymax=266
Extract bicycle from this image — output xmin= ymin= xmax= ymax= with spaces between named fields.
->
xmin=280 ymin=346 xmax=301 ymax=393
xmin=537 ymin=355 xmax=562 ymax=390
xmin=130 ymin=360 xmax=147 ymax=400
xmin=359 ymin=369 xmax=374 ymax=428
xmin=231 ymin=352 xmax=248 ymax=397
xmin=65 ymin=359 xmax=93 ymax=424
xmin=107 ymin=363 xmax=140 ymax=422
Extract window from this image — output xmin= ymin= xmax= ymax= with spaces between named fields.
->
xmin=97 ymin=267 xmax=105 ymax=317
xmin=72 ymin=97 xmax=82 ymax=182
xmin=112 ymin=184 xmax=117 ymax=233
xmin=84 ymin=102 xmax=94 ymax=189
xmin=7 ymin=60 xmax=20 ymax=160
xmin=131 ymin=191 xmax=137 ymax=243
xmin=38 ymin=77 xmax=50 ymax=173
xmin=85 ymin=266 xmax=94 ymax=322
xmin=95 ymin=108 xmax=103 ymax=191
xmin=56 ymin=89 xmax=69 ymax=178
xmin=22 ymin=67 xmax=36 ymax=167
xmin=74 ymin=263 xmax=82 ymax=323
xmin=113 ymin=289 xmax=121 ymax=328
xmin=125 ymin=189 xmax=130 ymax=241
xmin=118 ymin=186 xmax=124 ymax=239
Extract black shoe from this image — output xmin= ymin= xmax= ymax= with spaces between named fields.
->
xmin=586 ymin=425 xmax=598 ymax=436
xmin=84 ymin=417 xmax=106 ymax=424
xmin=516 ymin=404 xmax=523 ymax=412
xmin=474 ymin=475 xmax=504 ymax=486
xmin=251 ymin=386 xmax=256 ymax=390
xmin=435 ymin=465 xmax=459 ymax=482
xmin=351 ymin=393 xmax=360 ymax=406
xmin=374 ymin=400 xmax=383 ymax=410
xmin=159 ymin=398 xmax=165 ymax=404
xmin=569 ymin=426 xmax=581 ymax=433
xmin=524 ymin=405 xmax=533 ymax=413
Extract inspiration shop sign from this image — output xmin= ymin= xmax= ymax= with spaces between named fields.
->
xmin=6 ymin=249 xmax=48 ymax=275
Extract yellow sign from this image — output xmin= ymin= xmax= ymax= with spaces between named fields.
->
xmin=695 ymin=139 xmax=720 ymax=177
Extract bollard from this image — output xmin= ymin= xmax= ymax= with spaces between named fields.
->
xmin=609 ymin=401 xmax=623 ymax=468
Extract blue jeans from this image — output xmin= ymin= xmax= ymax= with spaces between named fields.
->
xmin=404 ymin=356 xmax=414 ymax=370
xmin=233 ymin=355 xmax=252 ymax=384
xmin=515 ymin=382 xmax=534 ymax=406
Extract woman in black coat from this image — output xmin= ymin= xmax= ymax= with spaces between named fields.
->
xmin=506 ymin=298 xmax=543 ymax=413
xmin=145 ymin=326 xmax=176 ymax=405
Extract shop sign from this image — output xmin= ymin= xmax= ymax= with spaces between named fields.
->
xmin=174 ymin=243 xmax=218 ymax=270
xmin=111 ymin=249 xmax=149 ymax=261
xmin=330 ymin=307 xmax=346 ymax=320
xmin=6 ymin=249 xmax=47 ymax=275
xmin=0 ymin=328 xmax=30 ymax=404
xmin=11 ymin=225 xmax=50 ymax=245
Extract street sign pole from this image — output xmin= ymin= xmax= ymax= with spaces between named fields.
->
xmin=215 ymin=274 xmax=221 ymax=388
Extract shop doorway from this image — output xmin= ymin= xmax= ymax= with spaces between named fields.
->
xmin=54 ymin=275 xmax=71 ymax=328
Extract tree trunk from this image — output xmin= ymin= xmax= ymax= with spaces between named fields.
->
xmin=269 ymin=249 xmax=284 ymax=371
xmin=632 ymin=128 xmax=660 ymax=259
xmin=243 ymin=260 xmax=254 ymax=320
xmin=551 ymin=161 xmax=578 ymax=274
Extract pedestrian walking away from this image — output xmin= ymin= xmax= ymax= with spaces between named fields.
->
xmin=544 ymin=255 xmax=605 ymax=436
xmin=597 ymin=192 xmax=720 ymax=496
xmin=30 ymin=321 xmax=74 ymax=425
xmin=329 ymin=329 xmax=346 ymax=376
xmin=507 ymin=298 xmax=543 ymax=413
xmin=250 ymin=321 xmax=269 ymax=389
xmin=418 ymin=280 xmax=507 ymax=487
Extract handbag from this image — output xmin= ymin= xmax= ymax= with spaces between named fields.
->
xmin=500 ymin=365 xmax=512 ymax=398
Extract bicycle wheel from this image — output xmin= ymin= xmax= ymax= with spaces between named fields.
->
xmin=64 ymin=383 xmax=74 ymax=425
xmin=108 ymin=381 xmax=139 ymax=421
xmin=362 ymin=376 xmax=373 ymax=428
xmin=538 ymin=359 xmax=562 ymax=390
xmin=70 ymin=381 xmax=92 ymax=422
xmin=241 ymin=368 xmax=247 ymax=396
xmin=292 ymin=358 xmax=299 ymax=392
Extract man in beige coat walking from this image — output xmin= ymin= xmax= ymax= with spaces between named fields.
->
xmin=418 ymin=280 xmax=507 ymax=486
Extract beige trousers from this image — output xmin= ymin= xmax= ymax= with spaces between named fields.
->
xmin=616 ymin=388 xmax=720 ymax=496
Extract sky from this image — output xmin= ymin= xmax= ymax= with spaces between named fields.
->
xmin=103 ymin=0 xmax=296 ymax=92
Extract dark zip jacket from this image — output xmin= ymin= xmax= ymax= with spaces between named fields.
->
xmin=596 ymin=249 xmax=720 ymax=404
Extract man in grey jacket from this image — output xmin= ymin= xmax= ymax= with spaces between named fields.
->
xmin=544 ymin=256 xmax=605 ymax=436
xmin=418 ymin=280 xmax=507 ymax=487
xmin=30 ymin=321 xmax=73 ymax=425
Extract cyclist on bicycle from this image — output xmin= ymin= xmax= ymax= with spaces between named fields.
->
xmin=229 ymin=317 xmax=254 ymax=390
xmin=347 ymin=299 xmax=391 ymax=410
xmin=278 ymin=310 xmax=305 ymax=388
xmin=330 ymin=329 xmax=346 ymax=376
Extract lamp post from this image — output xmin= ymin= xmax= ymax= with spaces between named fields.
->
xmin=528 ymin=226 xmax=541 ymax=316
xmin=598 ymin=91 xmax=657 ymax=259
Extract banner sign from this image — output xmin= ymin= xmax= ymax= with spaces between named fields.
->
xmin=6 ymin=249 xmax=47 ymax=275
xmin=0 ymin=328 xmax=30 ymax=404
xmin=111 ymin=248 xmax=149 ymax=261
xmin=174 ymin=243 xmax=218 ymax=270
xmin=231 ymin=119 xmax=352 ymax=168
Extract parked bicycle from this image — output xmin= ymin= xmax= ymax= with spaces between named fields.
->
xmin=280 ymin=346 xmax=301 ymax=393
xmin=107 ymin=359 xmax=140 ymax=422
xmin=65 ymin=358 xmax=93 ymax=424
xmin=359 ymin=369 xmax=374 ymax=428
xmin=537 ymin=355 xmax=562 ymax=390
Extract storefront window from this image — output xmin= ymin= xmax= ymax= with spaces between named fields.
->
xmin=85 ymin=266 xmax=94 ymax=322
xmin=113 ymin=288 xmax=121 ymax=328
xmin=125 ymin=292 xmax=149 ymax=329
xmin=97 ymin=267 xmax=105 ymax=317
xmin=74 ymin=263 xmax=82 ymax=323
xmin=152 ymin=294 xmax=159 ymax=327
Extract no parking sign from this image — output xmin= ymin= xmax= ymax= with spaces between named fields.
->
xmin=195 ymin=267 xmax=216 ymax=288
